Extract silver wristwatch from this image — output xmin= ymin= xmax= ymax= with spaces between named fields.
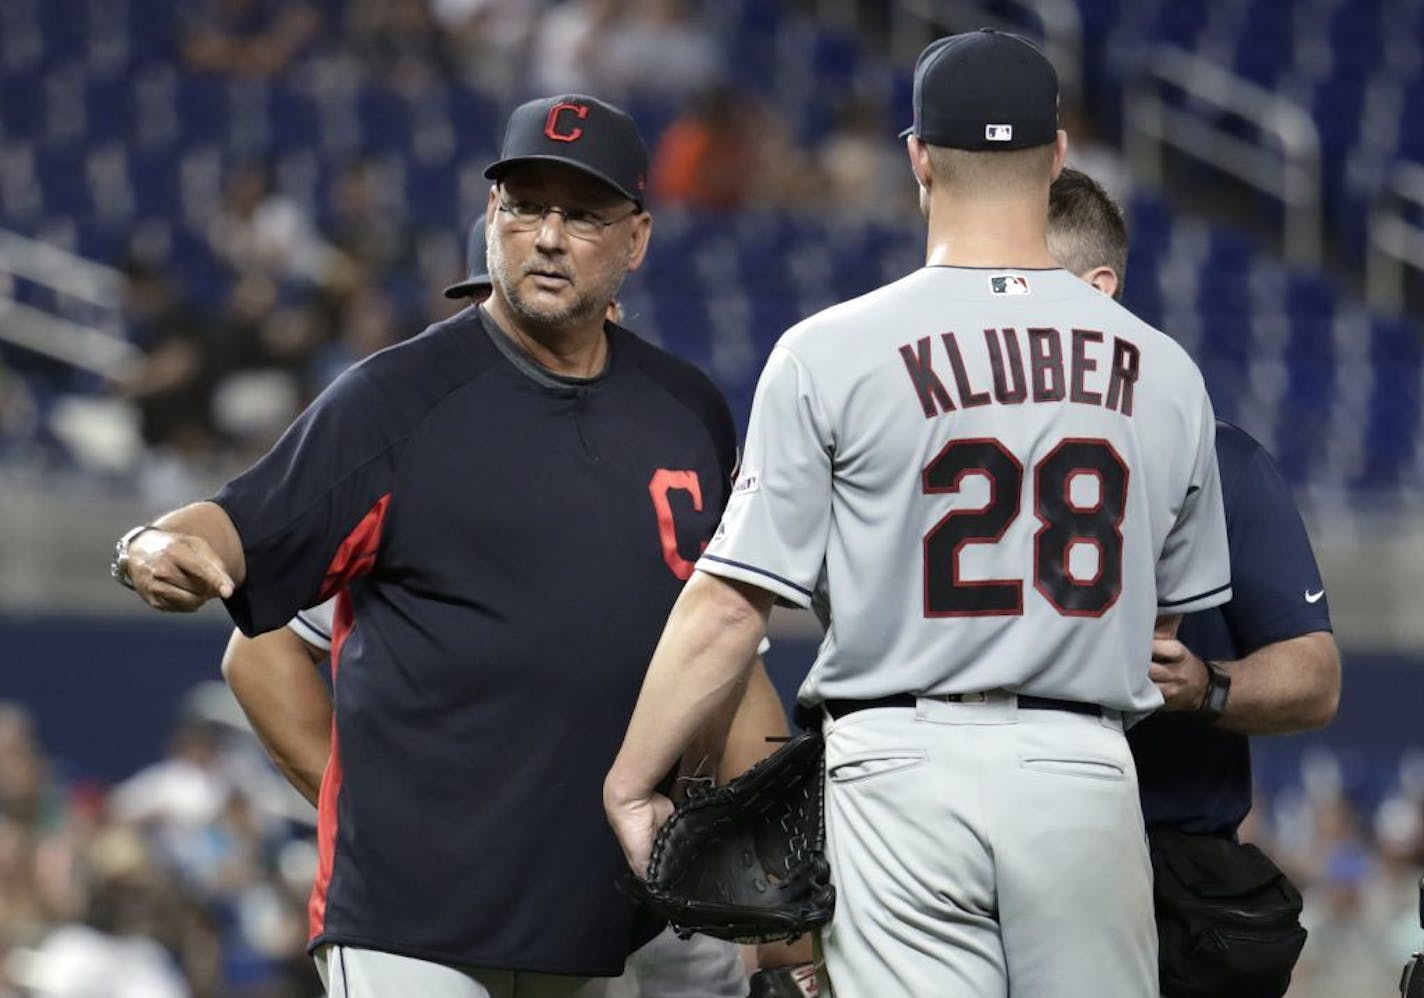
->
xmin=110 ymin=524 xmax=158 ymax=590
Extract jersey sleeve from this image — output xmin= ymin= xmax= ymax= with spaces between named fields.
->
xmin=288 ymin=597 xmax=336 ymax=652
xmin=1217 ymin=429 xmax=1332 ymax=651
xmin=1155 ymin=391 xmax=1232 ymax=614
xmin=696 ymin=345 xmax=833 ymax=608
xmin=213 ymin=363 xmax=406 ymax=636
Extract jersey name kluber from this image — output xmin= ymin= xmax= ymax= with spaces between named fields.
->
xmin=695 ymin=267 xmax=1231 ymax=718
xmin=898 ymin=326 xmax=1139 ymax=417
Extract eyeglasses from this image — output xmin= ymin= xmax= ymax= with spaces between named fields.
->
xmin=496 ymin=195 xmax=639 ymax=240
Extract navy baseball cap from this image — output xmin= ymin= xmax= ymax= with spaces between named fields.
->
xmin=484 ymin=94 xmax=648 ymax=207
xmin=443 ymin=217 xmax=492 ymax=300
xmin=900 ymin=29 xmax=1059 ymax=151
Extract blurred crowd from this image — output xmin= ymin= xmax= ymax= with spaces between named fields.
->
xmin=48 ymin=0 xmax=916 ymax=498
xmin=1 ymin=687 xmax=1420 ymax=997
xmin=6 ymin=2 xmax=1417 ymax=995
xmin=0 ymin=692 xmax=321 ymax=997
xmin=1248 ymin=751 xmax=1424 ymax=996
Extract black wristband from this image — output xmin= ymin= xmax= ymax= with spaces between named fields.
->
xmin=1194 ymin=659 xmax=1231 ymax=722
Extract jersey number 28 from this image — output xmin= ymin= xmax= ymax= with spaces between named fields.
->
xmin=923 ymin=437 xmax=1127 ymax=618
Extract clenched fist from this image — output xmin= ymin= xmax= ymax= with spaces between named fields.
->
xmin=119 ymin=527 xmax=235 ymax=612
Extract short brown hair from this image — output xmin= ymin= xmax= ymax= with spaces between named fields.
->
xmin=1047 ymin=167 xmax=1128 ymax=294
xmin=926 ymin=143 xmax=1057 ymax=196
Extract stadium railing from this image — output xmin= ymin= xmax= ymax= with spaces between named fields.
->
xmin=1125 ymin=45 xmax=1323 ymax=267
xmin=1368 ymin=162 xmax=1424 ymax=313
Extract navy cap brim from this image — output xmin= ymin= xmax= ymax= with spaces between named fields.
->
xmin=443 ymin=276 xmax=492 ymax=300
xmin=484 ymin=154 xmax=642 ymax=207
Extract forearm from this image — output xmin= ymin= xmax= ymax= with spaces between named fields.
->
xmin=680 ymin=660 xmax=752 ymax=789
xmin=608 ymin=573 xmax=773 ymax=800
xmin=152 ymin=501 xmax=247 ymax=586
xmin=221 ymin=628 xmax=332 ymax=805
xmin=717 ymin=657 xmax=789 ymax=783
xmin=1215 ymin=631 xmax=1340 ymax=735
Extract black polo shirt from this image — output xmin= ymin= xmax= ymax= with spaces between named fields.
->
xmin=214 ymin=305 xmax=737 ymax=975
xmin=1130 ymin=420 xmax=1332 ymax=837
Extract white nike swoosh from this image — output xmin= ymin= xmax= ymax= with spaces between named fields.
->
xmin=1305 ymin=589 xmax=1324 ymax=603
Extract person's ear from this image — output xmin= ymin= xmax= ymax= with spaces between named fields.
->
xmin=623 ymin=211 xmax=653 ymax=273
xmin=1050 ymin=130 xmax=1069 ymax=181
xmin=907 ymin=136 xmax=932 ymax=191
xmin=1081 ymin=265 xmax=1120 ymax=299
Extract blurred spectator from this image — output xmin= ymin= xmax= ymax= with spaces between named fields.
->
xmin=529 ymin=0 xmax=720 ymax=103
xmin=813 ymin=96 xmax=916 ymax=219
xmin=1364 ymin=797 xmax=1424 ymax=971
xmin=650 ymin=88 xmax=810 ymax=211
xmin=112 ymin=258 xmax=217 ymax=460
xmin=0 ymin=706 xmax=63 ymax=836
xmin=527 ymin=0 xmax=621 ymax=96
xmin=309 ymin=284 xmax=406 ymax=392
xmin=343 ymin=0 xmax=458 ymax=91
xmin=601 ymin=0 xmax=722 ymax=101
xmin=326 ymin=161 xmax=417 ymax=275
xmin=11 ymin=828 xmax=192 ymax=998
xmin=650 ymin=88 xmax=755 ymax=210
xmin=432 ymin=0 xmax=547 ymax=99
xmin=181 ymin=0 xmax=321 ymax=80
xmin=201 ymin=274 xmax=303 ymax=458
xmin=110 ymin=686 xmax=304 ymax=847
xmin=207 ymin=163 xmax=349 ymax=291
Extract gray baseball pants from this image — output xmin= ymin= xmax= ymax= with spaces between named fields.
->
xmin=815 ymin=692 xmax=1157 ymax=997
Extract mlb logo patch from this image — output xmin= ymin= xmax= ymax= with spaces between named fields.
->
xmin=990 ymin=274 xmax=1031 ymax=295
xmin=985 ymin=124 xmax=1013 ymax=142
xmin=732 ymin=472 xmax=759 ymax=497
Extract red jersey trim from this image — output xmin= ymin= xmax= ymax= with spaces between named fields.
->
xmin=308 ymin=494 xmax=390 ymax=941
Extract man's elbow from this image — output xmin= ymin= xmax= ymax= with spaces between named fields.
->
xmin=1304 ymin=675 xmax=1340 ymax=730
xmin=686 ymin=571 xmax=775 ymax=636
xmin=220 ymin=630 xmax=253 ymax=687
xmin=1300 ymin=635 xmax=1342 ymax=730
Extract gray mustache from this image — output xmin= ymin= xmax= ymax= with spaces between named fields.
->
xmin=523 ymin=261 xmax=573 ymax=281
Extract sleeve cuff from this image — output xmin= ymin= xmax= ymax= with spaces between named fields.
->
xmin=288 ymin=612 xmax=333 ymax=652
xmin=1158 ymin=581 xmax=1232 ymax=616
xmin=695 ymin=554 xmax=814 ymax=610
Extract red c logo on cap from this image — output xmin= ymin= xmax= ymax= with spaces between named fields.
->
xmin=544 ymin=102 xmax=588 ymax=142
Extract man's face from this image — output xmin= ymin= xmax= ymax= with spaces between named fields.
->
xmin=486 ymin=163 xmax=647 ymax=332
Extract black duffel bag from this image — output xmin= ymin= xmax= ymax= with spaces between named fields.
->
xmin=1149 ymin=825 xmax=1307 ymax=998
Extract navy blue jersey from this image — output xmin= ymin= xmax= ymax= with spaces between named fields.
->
xmin=213 ymin=306 xmax=737 ymax=975
xmin=1130 ymin=420 xmax=1332 ymax=835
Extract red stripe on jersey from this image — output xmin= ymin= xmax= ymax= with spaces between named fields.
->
xmin=317 ymin=494 xmax=392 ymax=600
xmin=308 ymin=498 xmax=388 ymax=941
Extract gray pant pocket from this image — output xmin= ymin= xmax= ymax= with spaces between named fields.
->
xmin=1019 ymin=755 xmax=1126 ymax=781
xmin=827 ymin=751 xmax=927 ymax=785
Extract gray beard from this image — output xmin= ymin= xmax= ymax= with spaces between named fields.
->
xmin=493 ymin=255 xmax=627 ymax=333
xmin=502 ymin=276 xmax=606 ymax=330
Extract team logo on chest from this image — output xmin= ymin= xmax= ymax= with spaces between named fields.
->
xmin=648 ymin=469 xmax=708 ymax=580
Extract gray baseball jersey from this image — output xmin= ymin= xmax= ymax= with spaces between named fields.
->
xmin=289 ymin=598 xmax=336 ymax=652
xmin=698 ymin=267 xmax=1230 ymax=715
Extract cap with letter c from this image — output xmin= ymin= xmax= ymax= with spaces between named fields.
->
xmin=900 ymin=28 xmax=1059 ymax=151
xmin=484 ymin=94 xmax=649 ymax=208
